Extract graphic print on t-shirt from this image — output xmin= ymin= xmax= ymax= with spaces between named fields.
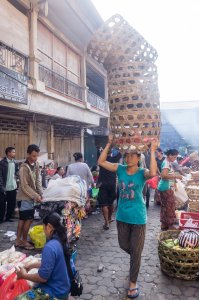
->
xmin=119 ymin=180 xmax=136 ymax=200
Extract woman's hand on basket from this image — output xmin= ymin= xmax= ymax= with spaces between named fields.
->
xmin=108 ymin=134 xmax=114 ymax=145
xmin=150 ymin=138 xmax=159 ymax=152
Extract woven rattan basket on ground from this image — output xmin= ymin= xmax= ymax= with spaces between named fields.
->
xmin=158 ymin=230 xmax=199 ymax=281
xmin=188 ymin=201 xmax=199 ymax=212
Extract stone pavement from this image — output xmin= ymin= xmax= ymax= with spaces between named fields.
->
xmin=0 ymin=201 xmax=199 ymax=300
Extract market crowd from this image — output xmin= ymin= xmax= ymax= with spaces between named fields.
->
xmin=0 ymin=140 xmax=198 ymax=299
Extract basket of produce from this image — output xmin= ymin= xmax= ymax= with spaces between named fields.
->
xmin=158 ymin=230 xmax=199 ymax=280
xmin=188 ymin=202 xmax=199 ymax=213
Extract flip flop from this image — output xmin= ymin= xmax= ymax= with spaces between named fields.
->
xmin=103 ymin=224 xmax=109 ymax=230
xmin=14 ymin=241 xmax=24 ymax=248
xmin=127 ymin=287 xmax=139 ymax=299
xmin=14 ymin=243 xmax=24 ymax=249
xmin=109 ymin=219 xmax=115 ymax=223
xmin=24 ymin=245 xmax=35 ymax=250
xmin=23 ymin=242 xmax=35 ymax=250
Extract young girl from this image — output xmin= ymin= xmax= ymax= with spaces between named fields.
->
xmin=98 ymin=135 xmax=158 ymax=299
xmin=16 ymin=212 xmax=71 ymax=300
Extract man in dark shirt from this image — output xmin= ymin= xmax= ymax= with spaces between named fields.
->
xmin=0 ymin=147 xmax=18 ymax=223
xmin=155 ymin=148 xmax=165 ymax=174
xmin=97 ymin=149 xmax=121 ymax=230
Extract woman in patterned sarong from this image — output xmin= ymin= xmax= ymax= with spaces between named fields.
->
xmin=157 ymin=149 xmax=182 ymax=230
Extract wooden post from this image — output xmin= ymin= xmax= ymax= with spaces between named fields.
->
xmin=28 ymin=121 xmax=34 ymax=145
xmin=47 ymin=124 xmax=54 ymax=160
xmin=29 ymin=2 xmax=40 ymax=81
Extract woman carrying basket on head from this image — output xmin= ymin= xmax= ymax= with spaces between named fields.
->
xmin=98 ymin=135 xmax=158 ymax=299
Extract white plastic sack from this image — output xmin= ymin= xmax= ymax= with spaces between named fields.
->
xmin=42 ymin=175 xmax=87 ymax=206
xmin=173 ymin=179 xmax=188 ymax=209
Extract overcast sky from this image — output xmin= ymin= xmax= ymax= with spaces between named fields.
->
xmin=91 ymin=0 xmax=199 ymax=102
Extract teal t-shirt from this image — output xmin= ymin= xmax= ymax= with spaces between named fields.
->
xmin=158 ymin=159 xmax=175 ymax=191
xmin=116 ymin=164 xmax=147 ymax=225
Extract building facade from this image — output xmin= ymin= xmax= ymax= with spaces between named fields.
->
xmin=0 ymin=0 xmax=109 ymax=166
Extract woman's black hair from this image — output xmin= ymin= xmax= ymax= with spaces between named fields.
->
xmin=73 ymin=152 xmax=83 ymax=161
xmin=91 ymin=165 xmax=97 ymax=172
xmin=43 ymin=212 xmax=70 ymax=258
xmin=164 ymin=149 xmax=179 ymax=156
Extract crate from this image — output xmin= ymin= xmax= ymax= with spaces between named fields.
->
xmin=181 ymin=212 xmax=199 ymax=219
xmin=179 ymin=219 xmax=199 ymax=230
xmin=179 ymin=212 xmax=199 ymax=230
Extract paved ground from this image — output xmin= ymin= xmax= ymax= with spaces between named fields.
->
xmin=0 ymin=199 xmax=199 ymax=300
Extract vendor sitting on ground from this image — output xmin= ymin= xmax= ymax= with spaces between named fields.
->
xmin=15 ymin=212 xmax=71 ymax=300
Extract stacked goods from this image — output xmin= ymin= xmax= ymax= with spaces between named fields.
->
xmin=87 ymin=15 xmax=160 ymax=151
xmin=158 ymin=230 xmax=199 ymax=280
xmin=189 ymin=152 xmax=199 ymax=171
xmin=0 ymin=246 xmax=26 ymax=284
xmin=0 ymin=250 xmax=41 ymax=299
xmin=0 ymin=246 xmax=41 ymax=286
xmin=185 ymin=185 xmax=199 ymax=201
xmin=188 ymin=201 xmax=199 ymax=212
xmin=191 ymin=171 xmax=199 ymax=181
xmin=39 ymin=176 xmax=87 ymax=244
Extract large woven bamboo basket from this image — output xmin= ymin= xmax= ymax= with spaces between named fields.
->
xmin=87 ymin=15 xmax=160 ymax=151
xmin=158 ymin=230 xmax=199 ymax=281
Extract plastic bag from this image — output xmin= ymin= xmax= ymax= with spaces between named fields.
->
xmin=29 ymin=225 xmax=46 ymax=249
xmin=173 ymin=179 xmax=188 ymax=209
xmin=43 ymin=175 xmax=87 ymax=206
xmin=146 ymin=176 xmax=158 ymax=189
xmin=0 ymin=272 xmax=16 ymax=300
xmin=92 ymin=188 xmax=99 ymax=198
xmin=9 ymin=279 xmax=30 ymax=300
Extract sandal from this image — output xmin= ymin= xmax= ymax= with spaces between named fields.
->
xmin=14 ymin=241 xmax=24 ymax=248
xmin=103 ymin=224 xmax=109 ymax=230
xmin=108 ymin=219 xmax=115 ymax=223
xmin=23 ymin=242 xmax=35 ymax=250
xmin=127 ymin=287 xmax=140 ymax=299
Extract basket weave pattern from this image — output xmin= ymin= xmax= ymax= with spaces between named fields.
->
xmin=158 ymin=230 xmax=199 ymax=281
xmin=87 ymin=15 xmax=160 ymax=150
xmin=188 ymin=201 xmax=199 ymax=212
xmin=185 ymin=186 xmax=199 ymax=202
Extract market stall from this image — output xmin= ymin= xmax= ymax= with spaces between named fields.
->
xmin=158 ymin=171 xmax=199 ymax=281
xmin=39 ymin=175 xmax=87 ymax=245
xmin=0 ymin=246 xmax=41 ymax=298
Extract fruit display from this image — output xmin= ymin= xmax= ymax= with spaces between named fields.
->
xmin=162 ymin=230 xmax=199 ymax=249
xmin=178 ymin=229 xmax=199 ymax=248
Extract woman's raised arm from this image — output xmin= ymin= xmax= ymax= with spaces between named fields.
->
xmin=98 ymin=135 xmax=119 ymax=172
